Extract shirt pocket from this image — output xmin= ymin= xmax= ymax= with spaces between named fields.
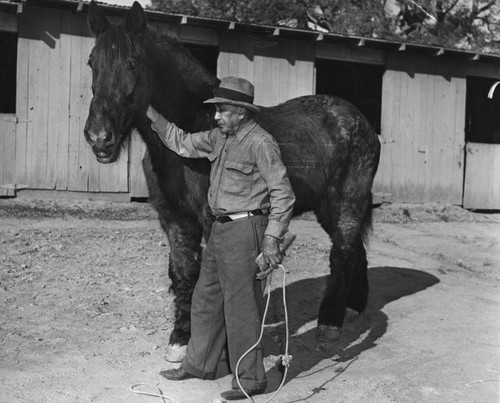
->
xmin=221 ymin=160 xmax=253 ymax=196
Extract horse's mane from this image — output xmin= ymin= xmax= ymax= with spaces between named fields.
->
xmin=145 ymin=27 xmax=218 ymax=101
xmin=94 ymin=23 xmax=136 ymax=61
xmin=94 ymin=21 xmax=218 ymax=103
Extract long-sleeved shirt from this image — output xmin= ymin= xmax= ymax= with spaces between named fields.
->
xmin=150 ymin=114 xmax=295 ymax=239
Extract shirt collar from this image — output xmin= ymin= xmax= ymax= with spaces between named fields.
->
xmin=234 ymin=119 xmax=257 ymax=143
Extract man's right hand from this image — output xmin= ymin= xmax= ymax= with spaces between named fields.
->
xmin=146 ymin=105 xmax=160 ymax=123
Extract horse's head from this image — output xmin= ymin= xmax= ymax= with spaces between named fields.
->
xmin=84 ymin=1 xmax=152 ymax=163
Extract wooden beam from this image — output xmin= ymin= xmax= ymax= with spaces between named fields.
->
xmin=434 ymin=48 xmax=445 ymax=56
xmin=357 ymin=38 xmax=366 ymax=47
xmin=470 ymin=53 xmax=480 ymax=61
xmin=17 ymin=1 xmax=24 ymax=13
xmin=76 ymin=1 xmax=84 ymax=12
xmin=228 ymin=21 xmax=235 ymax=30
xmin=272 ymin=28 xmax=280 ymax=36
xmin=398 ymin=43 xmax=406 ymax=51
xmin=181 ymin=15 xmax=188 ymax=25
xmin=316 ymin=33 xmax=324 ymax=41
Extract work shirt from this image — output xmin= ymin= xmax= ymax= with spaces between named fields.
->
xmin=150 ymin=115 xmax=295 ymax=239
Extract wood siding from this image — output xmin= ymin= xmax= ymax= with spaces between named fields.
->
xmin=218 ymin=33 xmax=315 ymax=106
xmin=2 ymin=4 xmax=499 ymax=206
xmin=11 ymin=5 xmax=128 ymax=195
xmin=373 ymin=53 xmax=467 ymax=204
xmin=464 ymin=143 xmax=500 ymax=209
xmin=0 ymin=115 xmax=16 ymax=196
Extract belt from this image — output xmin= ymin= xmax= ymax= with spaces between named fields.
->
xmin=215 ymin=209 xmax=268 ymax=223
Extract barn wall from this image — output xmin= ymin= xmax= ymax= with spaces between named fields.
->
xmin=464 ymin=143 xmax=500 ymax=209
xmin=2 ymin=3 xmax=499 ymax=206
xmin=0 ymin=12 xmax=17 ymax=195
xmin=11 ymin=5 xmax=128 ymax=195
xmin=374 ymin=52 xmax=467 ymax=204
xmin=218 ymin=33 xmax=315 ymax=106
xmin=0 ymin=115 xmax=16 ymax=196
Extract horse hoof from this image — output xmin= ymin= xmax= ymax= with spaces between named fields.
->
xmin=164 ymin=344 xmax=187 ymax=363
xmin=315 ymin=325 xmax=341 ymax=342
xmin=344 ymin=307 xmax=360 ymax=322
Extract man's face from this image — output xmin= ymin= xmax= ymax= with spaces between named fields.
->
xmin=214 ymin=104 xmax=243 ymax=135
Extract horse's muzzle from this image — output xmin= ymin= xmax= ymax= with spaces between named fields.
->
xmin=84 ymin=122 xmax=118 ymax=163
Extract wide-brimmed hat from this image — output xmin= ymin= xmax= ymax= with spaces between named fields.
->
xmin=204 ymin=76 xmax=259 ymax=113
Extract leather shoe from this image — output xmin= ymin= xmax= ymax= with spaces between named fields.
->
xmin=159 ymin=367 xmax=196 ymax=381
xmin=220 ymin=388 xmax=265 ymax=401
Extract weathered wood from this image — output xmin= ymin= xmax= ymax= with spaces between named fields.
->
xmin=46 ymin=8 xmax=63 ymax=190
xmin=16 ymin=189 xmax=131 ymax=202
xmin=218 ymin=34 xmax=314 ymax=107
xmin=464 ymin=143 xmax=500 ymax=209
xmin=55 ymin=9 xmax=73 ymax=191
xmin=14 ymin=6 xmax=32 ymax=187
xmin=27 ymin=7 xmax=51 ymax=189
xmin=0 ymin=115 xmax=16 ymax=196
xmin=374 ymin=53 xmax=466 ymax=204
xmin=67 ymin=14 xmax=86 ymax=191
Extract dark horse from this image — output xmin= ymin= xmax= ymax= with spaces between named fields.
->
xmin=84 ymin=1 xmax=380 ymax=362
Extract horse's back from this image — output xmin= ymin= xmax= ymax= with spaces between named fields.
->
xmin=255 ymin=94 xmax=380 ymax=214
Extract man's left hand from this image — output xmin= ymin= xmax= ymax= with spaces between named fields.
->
xmin=261 ymin=235 xmax=282 ymax=271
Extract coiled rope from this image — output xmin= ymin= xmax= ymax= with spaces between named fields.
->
xmin=235 ymin=264 xmax=291 ymax=402
xmin=130 ymin=266 xmax=292 ymax=403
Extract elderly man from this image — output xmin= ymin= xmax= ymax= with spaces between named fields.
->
xmin=145 ymin=76 xmax=295 ymax=400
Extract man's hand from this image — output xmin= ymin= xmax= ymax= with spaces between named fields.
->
xmin=146 ymin=105 xmax=160 ymax=123
xmin=261 ymin=234 xmax=282 ymax=271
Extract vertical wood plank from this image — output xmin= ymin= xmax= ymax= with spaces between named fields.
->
xmin=27 ymin=6 xmax=51 ymax=189
xmin=67 ymin=14 xmax=90 ymax=191
xmin=14 ymin=12 xmax=31 ymax=187
xmin=55 ymin=9 xmax=73 ymax=190
xmin=46 ymin=8 xmax=63 ymax=189
xmin=375 ymin=53 xmax=466 ymax=204
xmin=0 ymin=116 xmax=16 ymax=196
xmin=464 ymin=143 xmax=500 ymax=209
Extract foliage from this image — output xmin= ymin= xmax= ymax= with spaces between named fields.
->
xmin=148 ymin=0 xmax=500 ymax=54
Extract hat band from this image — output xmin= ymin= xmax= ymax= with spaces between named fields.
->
xmin=214 ymin=87 xmax=254 ymax=104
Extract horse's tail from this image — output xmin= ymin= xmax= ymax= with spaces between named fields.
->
xmin=361 ymin=191 xmax=374 ymax=247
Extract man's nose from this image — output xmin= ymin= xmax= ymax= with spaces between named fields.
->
xmin=214 ymin=111 xmax=221 ymax=120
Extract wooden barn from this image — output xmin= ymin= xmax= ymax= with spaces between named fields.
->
xmin=1 ymin=0 xmax=499 ymax=208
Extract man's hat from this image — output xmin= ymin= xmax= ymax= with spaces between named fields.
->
xmin=204 ymin=76 xmax=259 ymax=113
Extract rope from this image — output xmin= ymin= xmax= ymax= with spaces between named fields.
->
xmin=235 ymin=264 xmax=291 ymax=403
xmin=129 ymin=383 xmax=178 ymax=402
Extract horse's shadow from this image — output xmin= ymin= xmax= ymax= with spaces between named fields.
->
xmin=259 ymin=266 xmax=440 ymax=394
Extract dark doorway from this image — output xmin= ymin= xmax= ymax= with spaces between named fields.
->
xmin=466 ymin=76 xmax=500 ymax=144
xmin=315 ymin=59 xmax=383 ymax=134
xmin=0 ymin=31 xmax=17 ymax=113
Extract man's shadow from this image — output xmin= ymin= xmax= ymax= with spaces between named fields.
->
xmin=260 ymin=266 xmax=440 ymax=394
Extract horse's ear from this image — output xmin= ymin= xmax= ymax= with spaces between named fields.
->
xmin=125 ymin=1 xmax=147 ymax=34
xmin=88 ymin=0 xmax=110 ymax=36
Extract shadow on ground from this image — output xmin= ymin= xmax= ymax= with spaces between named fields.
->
xmin=259 ymin=266 xmax=440 ymax=399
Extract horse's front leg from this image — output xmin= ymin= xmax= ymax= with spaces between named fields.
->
xmin=161 ymin=217 xmax=203 ymax=362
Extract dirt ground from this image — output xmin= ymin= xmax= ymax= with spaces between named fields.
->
xmin=0 ymin=198 xmax=499 ymax=403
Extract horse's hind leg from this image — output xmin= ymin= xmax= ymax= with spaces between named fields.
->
xmin=314 ymin=187 xmax=370 ymax=341
xmin=345 ymin=234 xmax=369 ymax=319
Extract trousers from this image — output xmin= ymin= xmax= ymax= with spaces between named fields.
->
xmin=181 ymin=214 xmax=268 ymax=392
